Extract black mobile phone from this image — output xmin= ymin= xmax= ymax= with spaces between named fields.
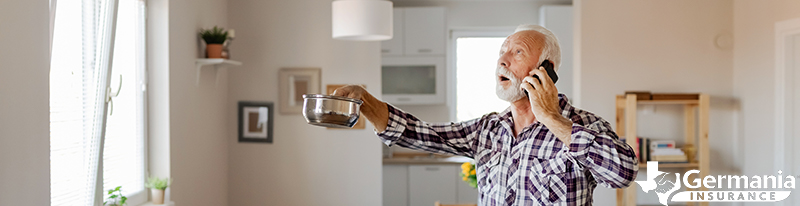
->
xmin=538 ymin=60 xmax=558 ymax=84
xmin=524 ymin=60 xmax=559 ymax=96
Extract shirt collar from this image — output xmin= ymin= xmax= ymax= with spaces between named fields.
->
xmin=497 ymin=93 xmax=572 ymax=123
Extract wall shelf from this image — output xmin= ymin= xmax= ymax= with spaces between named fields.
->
xmin=195 ymin=58 xmax=242 ymax=86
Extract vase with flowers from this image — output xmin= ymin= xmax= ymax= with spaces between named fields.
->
xmin=460 ymin=162 xmax=477 ymax=188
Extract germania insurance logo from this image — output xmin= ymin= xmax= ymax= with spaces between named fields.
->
xmin=636 ymin=161 xmax=796 ymax=205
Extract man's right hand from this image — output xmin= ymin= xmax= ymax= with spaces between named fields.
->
xmin=331 ymin=85 xmax=368 ymax=101
xmin=331 ymin=85 xmax=390 ymax=132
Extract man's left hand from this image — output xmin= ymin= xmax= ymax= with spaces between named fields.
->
xmin=520 ymin=66 xmax=574 ymax=144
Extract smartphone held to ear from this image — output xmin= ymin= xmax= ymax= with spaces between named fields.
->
xmin=523 ymin=60 xmax=559 ymax=97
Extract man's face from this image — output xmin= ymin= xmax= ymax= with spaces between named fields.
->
xmin=496 ymin=31 xmax=543 ymax=102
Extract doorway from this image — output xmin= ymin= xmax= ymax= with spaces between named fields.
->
xmin=774 ymin=17 xmax=800 ymax=206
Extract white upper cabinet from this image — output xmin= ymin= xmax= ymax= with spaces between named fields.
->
xmin=403 ymin=7 xmax=446 ymax=55
xmin=381 ymin=8 xmax=404 ymax=56
xmin=381 ymin=7 xmax=446 ymax=56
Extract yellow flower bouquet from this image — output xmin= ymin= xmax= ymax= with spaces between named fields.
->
xmin=460 ymin=162 xmax=477 ymax=188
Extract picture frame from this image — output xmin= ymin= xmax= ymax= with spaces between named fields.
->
xmin=325 ymin=84 xmax=367 ymax=130
xmin=279 ymin=67 xmax=321 ymax=114
xmin=238 ymin=101 xmax=274 ymax=143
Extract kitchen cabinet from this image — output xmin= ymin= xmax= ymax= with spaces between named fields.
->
xmin=383 ymin=165 xmax=409 ymax=206
xmin=403 ymin=7 xmax=446 ymax=55
xmin=409 ymin=165 xmax=456 ymax=206
xmin=383 ymin=163 xmax=478 ymax=206
xmin=455 ymin=169 xmax=479 ymax=203
xmin=381 ymin=7 xmax=446 ymax=56
xmin=380 ymin=7 xmax=447 ymax=105
xmin=381 ymin=8 xmax=404 ymax=56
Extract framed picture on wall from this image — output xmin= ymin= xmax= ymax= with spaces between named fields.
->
xmin=279 ymin=67 xmax=321 ymax=114
xmin=238 ymin=101 xmax=274 ymax=143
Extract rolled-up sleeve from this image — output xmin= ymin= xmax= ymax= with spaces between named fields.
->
xmin=376 ymin=104 xmax=485 ymax=158
xmin=563 ymin=116 xmax=638 ymax=188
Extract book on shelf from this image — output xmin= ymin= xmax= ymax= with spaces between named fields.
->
xmin=650 ymin=140 xmax=676 ymax=150
xmin=651 ymin=147 xmax=688 ymax=163
xmin=621 ymin=137 xmax=650 ymax=163
xmin=650 ymin=148 xmax=684 ymax=156
xmin=622 ymin=137 xmax=694 ymax=163
xmin=621 ymin=137 xmax=643 ymax=162
xmin=652 ymin=155 xmax=688 ymax=162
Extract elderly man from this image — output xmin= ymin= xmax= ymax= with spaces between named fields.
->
xmin=334 ymin=25 xmax=637 ymax=205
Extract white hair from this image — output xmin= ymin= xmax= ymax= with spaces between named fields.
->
xmin=514 ymin=24 xmax=561 ymax=72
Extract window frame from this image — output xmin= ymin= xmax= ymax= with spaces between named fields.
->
xmin=103 ymin=0 xmax=149 ymax=204
xmin=112 ymin=0 xmax=148 ymax=204
xmin=447 ymin=29 xmax=515 ymax=122
xmin=48 ymin=0 xmax=149 ymax=204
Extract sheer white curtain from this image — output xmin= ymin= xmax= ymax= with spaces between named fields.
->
xmin=50 ymin=0 xmax=119 ymax=205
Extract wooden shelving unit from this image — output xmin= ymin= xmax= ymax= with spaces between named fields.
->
xmin=615 ymin=93 xmax=710 ymax=206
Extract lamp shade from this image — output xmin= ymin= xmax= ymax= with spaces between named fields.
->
xmin=332 ymin=0 xmax=393 ymax=41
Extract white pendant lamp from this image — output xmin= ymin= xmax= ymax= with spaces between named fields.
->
xmin=332 ymin=0 xmax=393 ymax=41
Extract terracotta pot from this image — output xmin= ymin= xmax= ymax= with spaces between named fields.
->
xmin=206 ymin=44 xmax=223 ymax=58
xmin=151 ymin=189 xmax=165 ymax=204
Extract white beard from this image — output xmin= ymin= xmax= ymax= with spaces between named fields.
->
xmin=495 ymin=66 xmax=527 ymax=102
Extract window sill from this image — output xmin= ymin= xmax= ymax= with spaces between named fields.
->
xmin=138 ymin=201 xmax=174 ymax=206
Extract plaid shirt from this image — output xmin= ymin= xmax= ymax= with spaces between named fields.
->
xmin=376 ymin=94 xmax=638 ymax=206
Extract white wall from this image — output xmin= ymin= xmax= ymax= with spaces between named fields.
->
xmin=226 ymin=0 xmax=383 ymax=205
xmin=0 ymin=0 xmax=50 ymax=205
xmin=540 ymin=5 xmax=574 ymax=100
xmin=732 ymin=2 xmax=800 ymax=206
xmin=575 ymin=0 xmax=734 ymax=205
xmin=146 ymin=0 xmax=231 ymax=204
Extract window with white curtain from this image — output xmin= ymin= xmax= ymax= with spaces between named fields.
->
xmin=50 ymin=0 xmax=147 ymax=205
xmin=453 ymin=31 xmax=512 ymax=121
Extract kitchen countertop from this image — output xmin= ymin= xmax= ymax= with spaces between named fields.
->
xmin=382 ymin=156 xmax=473 ymax=165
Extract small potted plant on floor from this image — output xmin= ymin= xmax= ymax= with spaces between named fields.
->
xmin=145 ymin=176 xmax=172 ymax=204
xmin=199 ymin=26 xmax=229 ymax=58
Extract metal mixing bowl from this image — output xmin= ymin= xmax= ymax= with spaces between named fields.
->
xmin=302 ymin=94 xmax=363 ymax=128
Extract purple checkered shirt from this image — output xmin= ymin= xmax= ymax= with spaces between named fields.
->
xmin=376 ymin=94 xmax=638 ymax=206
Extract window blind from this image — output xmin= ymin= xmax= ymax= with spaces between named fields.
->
xmin=50 ymin=0 xmax=118 ymax=205
xmin=102 ymin=0 xmax=146 ymax=202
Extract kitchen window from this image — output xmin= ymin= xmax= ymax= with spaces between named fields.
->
xmin=451 ymin=30 xmax=513 ymax=121
xmin=49 ymin=0 xmax=147 ymax=205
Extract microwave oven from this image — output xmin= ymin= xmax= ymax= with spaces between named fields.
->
xmin=381 ymin=56 xmax=446 ymax=105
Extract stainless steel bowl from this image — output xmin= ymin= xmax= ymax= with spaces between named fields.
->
xmin=302 ymin=94 xmax=363 ymax=128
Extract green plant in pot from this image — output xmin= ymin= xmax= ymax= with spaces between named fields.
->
xmin=199 ymin=26 xmax=229 ymax=58
xmin=104 ymin=186 xmax=127 ymax=206
xmin=145 ymin=176 xmax=172 ymax=204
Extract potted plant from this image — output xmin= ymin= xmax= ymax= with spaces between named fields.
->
xmin=145 ymin=176 xmax=172 ymax=204
xmin=104 ymin=186 xmax=127 ymax=206
xmin=199 ymin=26 xmax=229 ymax=58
